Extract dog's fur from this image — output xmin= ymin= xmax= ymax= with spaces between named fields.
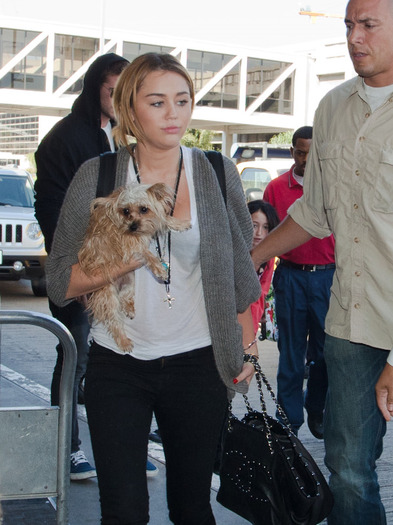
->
xmin=78 ymin=183 xmax=191 ymax=352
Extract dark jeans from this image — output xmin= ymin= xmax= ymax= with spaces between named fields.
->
xmin=273 ymin=264 xmax=334 ymax=430
xmin=49 ymin=299 xmax=90 ymax=452
xmin=324 ymin=335 xmax=387 ymax=524
xmin=84 ymin=342 xmax=228 ymax=525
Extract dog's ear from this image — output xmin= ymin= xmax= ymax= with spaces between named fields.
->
xmin=90 ymin=187 xmax=125 ymax=213
xmin=147 ymin=183 xmax=175 ymax=213
xmin=90 ymin=197 xmax=108 ymax=213
xmin=107 ymin=187 xmax=125 ymax=202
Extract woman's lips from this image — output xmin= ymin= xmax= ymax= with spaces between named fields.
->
xmin=163 ymin=126 xmax=180 ymax=134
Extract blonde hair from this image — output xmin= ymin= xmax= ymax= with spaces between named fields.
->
xmin=112 ymin=53 xmax=195 ymax=148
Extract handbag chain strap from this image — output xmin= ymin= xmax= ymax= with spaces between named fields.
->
xmin=230 ymin=361 xmax=294 ymax=455
xmin=253 ymin=362 xmax=292 ymax=428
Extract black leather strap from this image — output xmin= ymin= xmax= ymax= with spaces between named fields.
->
xmin=96 ymin=151 xmax=117 ymax=198
xmin=204 ymin=150 xmax=226 ymax=205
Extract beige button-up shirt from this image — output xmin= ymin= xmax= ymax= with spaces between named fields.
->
xmin=290 ymin=76 xmax=393 ymax=353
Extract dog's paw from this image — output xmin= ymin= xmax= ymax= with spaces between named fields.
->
xmin=116 ymin=335 xmax=134 ymax=353
xmin=125 ymin=309 xmax=135 ymax=320
xmin=153 ymin=261 xmax=169 ymax=281
xmin=144 ymin=252 xmax=169 ymax=281
xmin=168 ymin=218 xmax=191 ymax=232
xmin=179 ymin=220 xmax=191 ymax=231
xmin=121 ymin=299 xmax=135 ymax=319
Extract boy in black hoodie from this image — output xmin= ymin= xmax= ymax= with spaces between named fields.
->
xmin=35 ymin=53 xmax=130 ymax=480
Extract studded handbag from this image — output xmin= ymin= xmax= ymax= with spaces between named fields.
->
xmin=216 ymin=361 xmax=334 ymax=525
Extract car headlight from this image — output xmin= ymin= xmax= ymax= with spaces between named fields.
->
xmin=26 ymin=222 xmax=43 ymax=240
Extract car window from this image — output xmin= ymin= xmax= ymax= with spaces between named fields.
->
xmin=0 ymin=175 xmax=35 ymax=207
xmin=240 ymin=167 xmax=272 ymax=192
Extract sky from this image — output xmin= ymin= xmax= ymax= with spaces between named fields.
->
xmin=110 ymin=0 xmax=349 ymax=52
xmin=2 ymin=0 xmax=350 ymax=54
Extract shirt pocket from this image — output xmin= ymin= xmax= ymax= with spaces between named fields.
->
xmin=373 ymin=148 xmax=393 ymax=213
xmin=319 ymin=142 xmax=342 ymax=210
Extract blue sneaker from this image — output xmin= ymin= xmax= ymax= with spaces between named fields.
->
xmin=146 ymin=460 xmax=158 ymax=478
xmin=70 ymin=450 xmax=97 ymax=481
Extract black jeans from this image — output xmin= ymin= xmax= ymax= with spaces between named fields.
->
xmin=84 ymin=342 xmax=228 ymax=525
xmin=49 ymin=299 xmax=90 ymax=452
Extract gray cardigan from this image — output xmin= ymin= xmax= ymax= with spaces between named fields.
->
xmin=46 ymin=146 xmax=260 ymax=397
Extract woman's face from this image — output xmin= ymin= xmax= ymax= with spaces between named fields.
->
xmin=251 ymin=210 xmax=269 ymax=249
xmin=132 ymin=70 xmax=192 ymax=150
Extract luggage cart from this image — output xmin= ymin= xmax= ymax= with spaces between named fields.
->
xmin=0 ymin=310 xmax=77 ymax=525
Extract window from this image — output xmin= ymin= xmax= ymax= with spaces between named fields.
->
xmin=0 ymin=29 xmax=46 ymax=91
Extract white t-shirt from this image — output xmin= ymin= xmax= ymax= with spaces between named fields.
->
xmin=292 ymin=171 xmax=304 ymax=186
xmin=363 ymin=80 xmax=393 ymax=113
xmin=91 ymin=147 xmax=212 ymax=358
xmin=101 ymin=121 xmax=115 ymax=152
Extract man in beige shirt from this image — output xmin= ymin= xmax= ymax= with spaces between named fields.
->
xmin=252 ymin=0 xmax=393 ymax=523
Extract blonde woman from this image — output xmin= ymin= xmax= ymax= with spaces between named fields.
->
xmin=46 ymin=53 xmax=260 ymax=524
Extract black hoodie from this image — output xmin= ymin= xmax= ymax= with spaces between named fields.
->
xmin=34 ymin=52 xmax=128 ymax=253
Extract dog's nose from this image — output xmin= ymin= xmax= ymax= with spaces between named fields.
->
xmin=129 ymin=221 xmax=139 ymax=232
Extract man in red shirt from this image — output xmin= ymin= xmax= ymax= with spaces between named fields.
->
xmin=263 ymin=126 xmax=335 ymax=438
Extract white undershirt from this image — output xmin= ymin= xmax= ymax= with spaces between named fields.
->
xmin=90 ymin=146 xmax=212 ymax=358
xmin=292 ymin=171 xmax=304 ymax=186
xmin=363 ymin=80 xmax=393 ymax=113
xmin=101 ymin=121 xmax=115 ymax=152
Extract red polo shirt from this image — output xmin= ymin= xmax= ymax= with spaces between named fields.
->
xmin=263 ymin=166 xmax=335 ymax=265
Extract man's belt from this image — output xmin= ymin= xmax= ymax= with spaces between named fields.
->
xmin=279 ymin=259 xmax=336 ymax=272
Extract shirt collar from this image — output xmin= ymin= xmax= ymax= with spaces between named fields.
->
xmin=288 ymin=165 xmax=303 ymax=189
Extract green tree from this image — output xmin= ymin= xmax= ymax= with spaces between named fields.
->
xmin=269 ymin=130 xmax=293 ymax=145
xmin=181 ymin=128 xmax=215 ymax=150
xmin=26 ymin=152 xmax=36 ymax=174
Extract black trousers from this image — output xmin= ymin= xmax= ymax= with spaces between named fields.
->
xmin=85 ymin=342 xmax=228 ymax=525
xmin=49 ymin=299 xmax=90 ymax=452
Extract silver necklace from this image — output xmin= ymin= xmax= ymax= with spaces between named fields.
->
xmin=131 ymin=145 xmax=183 ymax=308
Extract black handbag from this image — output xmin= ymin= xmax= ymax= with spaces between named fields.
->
xmin=216 ymin=361 xmax=334 ymax=525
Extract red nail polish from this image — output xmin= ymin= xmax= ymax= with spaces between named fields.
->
xmin=233 ymin=378 xmax=238 ymax=384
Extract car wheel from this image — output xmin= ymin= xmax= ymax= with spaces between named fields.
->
xmin=31 ymin=276 xmax=47 ymax=297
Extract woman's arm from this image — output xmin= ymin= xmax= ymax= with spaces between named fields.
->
xmin=66 ymin=259 xmax=143 ymax=299
xmin=234 ymin=307 xmax=258 ymax=386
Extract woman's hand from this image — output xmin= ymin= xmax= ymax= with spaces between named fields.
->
xmin=233 ymin=361 xmax=256 ymax=386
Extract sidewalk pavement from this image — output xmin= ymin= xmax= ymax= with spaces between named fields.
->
xmin=1 ymin=338 xmax=393 ymax=524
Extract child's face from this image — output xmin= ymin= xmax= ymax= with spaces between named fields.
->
xmin=251 ymin=210 xmax=269 ymax=249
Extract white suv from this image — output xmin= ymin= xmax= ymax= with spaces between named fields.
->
xmin=237 ymin=158 xmax=293 ymax=201
xmin=0 ymin=166 xmax=47 ymax=296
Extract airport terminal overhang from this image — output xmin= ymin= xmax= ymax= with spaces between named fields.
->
xmin=0 ymin=43 xmax=306 ymax=157
xmin=0 ymin=9 xmax=352 ymax=156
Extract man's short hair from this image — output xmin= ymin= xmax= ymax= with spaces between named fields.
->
xmin=100 ymin=59 xmax=129 ymax=85
xmin=292 ymin=126 xmax=313 ymax=147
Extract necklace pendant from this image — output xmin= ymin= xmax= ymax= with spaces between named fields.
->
xmin=164 ymin=292 xmax=175 ymax=308
xmin=160 ymin=260 xmax=169 ymax=284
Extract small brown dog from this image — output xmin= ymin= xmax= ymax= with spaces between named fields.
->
xmin=78 ymin=182 xmax=191 ymax=352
